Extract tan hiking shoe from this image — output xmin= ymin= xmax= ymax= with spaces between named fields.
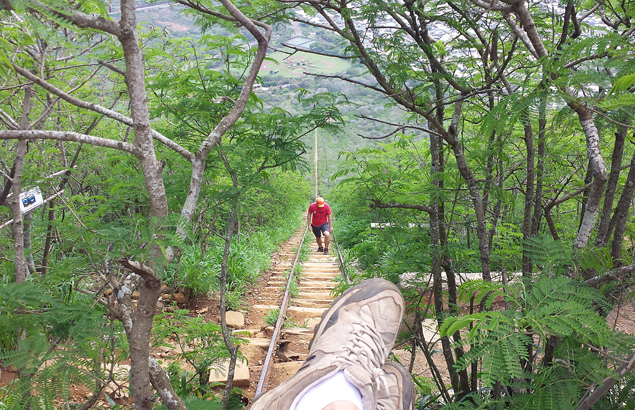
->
xmin=378 ymin=362 xmax=415 ymax=410
xmin=249 ymin=278 xmax=405 ymax=410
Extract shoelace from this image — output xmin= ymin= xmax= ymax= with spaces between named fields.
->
xmin=334 ymin=322 xmax=390 ymax=393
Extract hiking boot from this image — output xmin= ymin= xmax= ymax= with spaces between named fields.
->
xmin=249 ymin=278 xmax=404 ymax=410
xmin=378 ymin=362 xmax=415 ymax=410
xmin=323 ymin=248 xmax=329 ymax=255
xmin=317 ymin=247 xmax=324 ymax=252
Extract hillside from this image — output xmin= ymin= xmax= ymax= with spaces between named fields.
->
xmin=133 ymin=3 xmax=411 ymax=194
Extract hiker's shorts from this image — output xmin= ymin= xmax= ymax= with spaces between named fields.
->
xmin=312 ymin=223 xmax=330 ymax=238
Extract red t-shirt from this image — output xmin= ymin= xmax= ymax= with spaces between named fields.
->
xmin=308 ymin=203 xmax=331 ymax=226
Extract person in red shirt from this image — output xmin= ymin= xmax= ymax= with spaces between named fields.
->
xmin=307 ymin=197 xmax=333 ymax=254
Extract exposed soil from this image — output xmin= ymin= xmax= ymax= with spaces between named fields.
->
xmin=0 ymin=365 xmax=18 ymax=388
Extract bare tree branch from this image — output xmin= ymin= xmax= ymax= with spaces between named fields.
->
xmin=27 ymin=0 xmax=122 ymax=37
xmin=503 ymin=12 xmax=538 ymax=58
xmin=10 ymin=64 xmax=195 ymax=160
xmin=98 ymin=60 xmax=126 ymax=76
xmin=304 ymin=72 xmax=385 ymax=93
xmin=370 ymin=200 xmax=433 ymax=214
xmin=585 ymin=264 xmax=635 ymax=287
xmin=0 ymin=107 xmax=19 ymax=129
xmin=576 ymin=348 xmax=635 ymax=410
xmin=0 ymin=130 xmax=140 ymax=154
xmin=280 ymin=42 xmax=355 ymax=59
xmin=118 ymin=257 xmax=160 ymax=285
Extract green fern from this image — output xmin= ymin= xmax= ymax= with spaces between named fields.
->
xmin=609 ymin=73 xmax=635 ymax=95
xmin=0 ymin=335 xmax=95 ymax=410
xmin=0 ymin=283 xmax=120 ymax=409
xmin=457 ymin=279 xmax=509 ymax=309
xmin=598 ymin=94 xmax=635 ymax=110
xmin=443 ymin=275 xmax=618 ymax=391
xmin=524 ymin=235 xmax=573 ymax=275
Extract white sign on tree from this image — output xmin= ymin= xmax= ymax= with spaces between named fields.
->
xmin=19 ymin=186 xmax=44 ymax=215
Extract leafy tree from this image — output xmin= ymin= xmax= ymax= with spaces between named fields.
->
xmin=0 ymin=0 xmax=280 ymax=407
xmin=299 ymin=0 xmax=635 ymax=405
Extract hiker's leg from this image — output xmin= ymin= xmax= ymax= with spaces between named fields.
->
xmin=312 ymin=225 xmax=324 ymax=251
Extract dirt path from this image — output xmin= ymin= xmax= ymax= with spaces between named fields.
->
xmin=239 ymin=222 xmax=339 ymax=402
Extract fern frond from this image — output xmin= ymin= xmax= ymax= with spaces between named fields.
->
xmin=456 ymin=279 xmax=508 ymax=308
xmin=524 ymin=235 xmax=573 ymax=275
xmin=598 ymin=94 xmax=635 ymax=110
xmin=609 ymin=73 xmax=635 ymax=95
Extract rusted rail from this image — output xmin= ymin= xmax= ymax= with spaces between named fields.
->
xmin=331 ymin=229 xmax=351 ymax=285
xmin=254 ymin=226 xmax=308 ymax=396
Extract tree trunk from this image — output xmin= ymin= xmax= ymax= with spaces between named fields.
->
xmin=531 ymin=97 xmax=546 ymax=237
xmin=23 ymin=212 xmax=35 ymax=274
xmin=116 ymin=272 xmax=186 ymax=410
xmin=445 ymin=102 xmax=492 ymax=281
xmin=149 ymin=357 xmax=187 ymax=410
xmin=176 ymin=2 xmax=270 ymax=236
xmin=119 ymin=0 xmax=169 ymax=222
xmin=129 ymin=274 xmax=162 ymax=410
xmin=0 ymin=164 xmax=16 ymax=207
xmin=609 ymin=151 xmax=635 ymax=266
xmin=479 ymin=1 xmax=608 ymax=249
xmin=574 ymin=116 xmax=608 ymax=248
xmin=118 ymin=2 xmax=169 ymax=407
xmin=12 ymin=83 xmax=34 ymax=283
xmin=521 ymin=120 xmax=536 ymax=277
xmin=579 ymin=161 xmax=593 ymax=231
xmin=428 ymin=124 xmax=470 ymax=398
xmin=220 ymin=195 xmax=240 ymax=407
xmin=595 ymin=125 xmax=627 ymax=247
xmin=11 ymin=139 xmax=27 ymax=284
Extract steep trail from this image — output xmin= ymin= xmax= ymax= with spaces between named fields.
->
xmin=239 ymin=219 xmax=340 ymax=401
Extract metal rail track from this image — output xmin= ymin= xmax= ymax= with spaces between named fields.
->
xmin=254 ymin=226 xmax=349 ymax=395
xmin=254 ymin=121 xmax=351 ymax=396
xmin=331 ymin=230 xmax=351 ymax=285
xmin=254 ymin=226 xmax=308 ymax=396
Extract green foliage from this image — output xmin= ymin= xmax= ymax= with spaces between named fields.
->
xmin=579 ymin=246 xmax=614 ymax=272
xmin=298 ymin=237 xmax=311 ymax=263
xmin=0 ymin=334 xmax=92 ymax=410
xmin=0 ymin=282 xmax=122 ymax=409
xmin=166 ymin=244 xmax=220 ymax=298
xmin=264 ymin=308 xmax=281 ymax=327
xmin=154 ymin=388 xmax=246 ymax=410
xmin=524 ymin=235 xmax=573 ymax=275
xmin=153 ymin=309 xmax=244 ymax=392
xmin=2 ymin=1 xmax=635 ymax=409
xmin=263 ymin=307 xmax=307 ymax=328
xmin=440 ymin=275 xmax=628 ymax=407
xmin=609 ymin=73 xmax=635 ymax=95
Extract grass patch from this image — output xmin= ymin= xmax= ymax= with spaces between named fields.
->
xmin=262 ymin=51 xmax=351 ymax=78
xmin=265 ymin=308 xmax=281 ymax=327
xmin=299 ymin=237 xmax=311 ymax=262
xmin=284 ymin=317 xmax=309 ymax=328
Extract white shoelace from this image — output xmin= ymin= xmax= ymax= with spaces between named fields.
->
xmin=333 ymin=322 xmax=390 ymax=394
